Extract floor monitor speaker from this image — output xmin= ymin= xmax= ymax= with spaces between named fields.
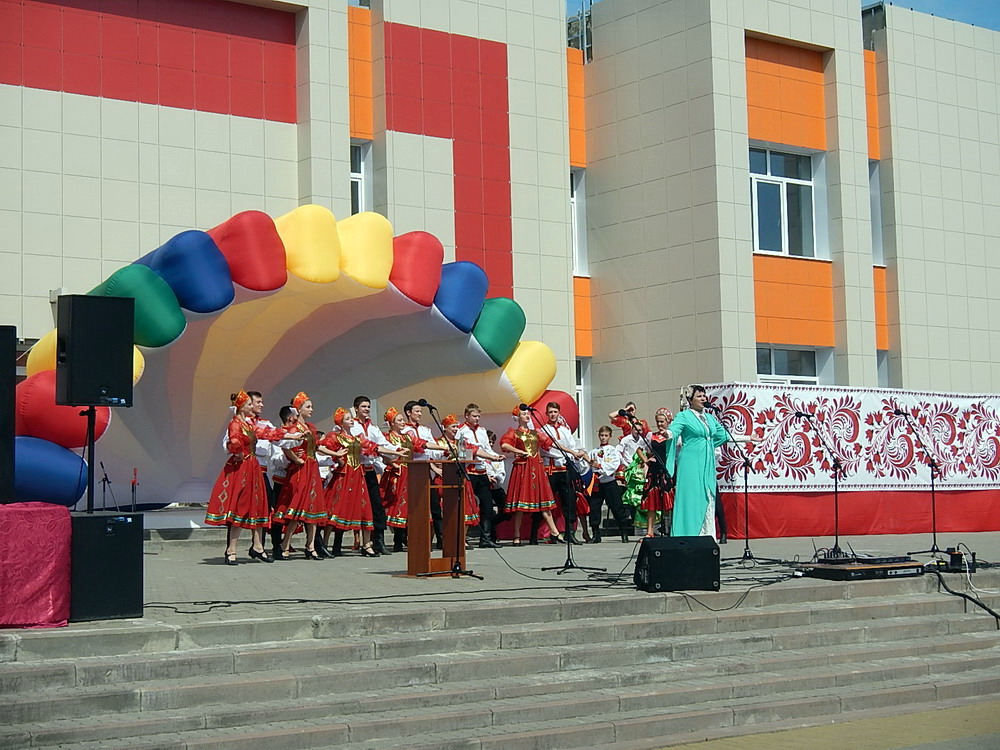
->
xmin=634 ymin=536 xmax=720 ymax=592
xmin=70 ymin=512 xmax=144 ymax=621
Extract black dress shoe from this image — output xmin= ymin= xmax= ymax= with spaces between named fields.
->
xmin=247 ymin=547 xmax=274 ymax=563
xmin=373 ymin=540 xmax=391 ymax=555
xmin=314 ymin=543 xmax=332 ymax=559
xmin=568 ymin=533 xmax=583 ymax=545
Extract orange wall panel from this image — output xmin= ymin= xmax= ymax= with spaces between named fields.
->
xmin=567 ymin=47 xmax=586 ymax=168
xmin=753 ymin=255 xmax=835 ymax=348
xmin=745 ymin=36 xmax=826 ymax=151
xmin=864 ymin=49 xmax=880 ymax=160
xmin=348 ymin=6 xmax=374 ymax=140
xmin=573 ymin=276 xmax=593 ymax=357
xmin=873 ymin=266 xmax=888 ymax=350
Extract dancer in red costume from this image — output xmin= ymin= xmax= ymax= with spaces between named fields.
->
xmin=440 ymin=414 xmax=481 ymax=531
xmin=273 ymin=392 xmax=337 ymax=560
xmin=381 ymin=407 xmax=449 ymax=551
xmin=641 ymin=407 xmax=675 ymax=537
xmin=609 ymin=401 xmax=650 ymax=438
xmin=205 ymin=390 xmax=280 ymax=565
xmin=501 ymin=405 xmax=564 ymax=546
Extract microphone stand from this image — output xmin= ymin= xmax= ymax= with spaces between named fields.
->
xmin=711 ymin=407 xmax=781 ymax=565
xmin=418 ymin=405 xmax=483 ymax=580
xmin=897 ymin=410 xmax=943 ymax=556
xmin=533 ymin=407 xmax=606 ymax=576
xmin=798 ymin=413 xmax=849 ymax=561
xmin=99 ymin=462 xmax=120 ymax=512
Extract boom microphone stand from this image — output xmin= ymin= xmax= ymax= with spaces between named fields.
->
xmin=796 ymin=411 xmax=849 ymax=561
xmin=896 ymin=409 xmax=944 ymax=556
xmin=419 ymin=401 xmax=483 ymax=580
xmin=711 ymin=406 xmax=781 ymax=565
xmin=533 ymin=407 xmax=606 ymax=576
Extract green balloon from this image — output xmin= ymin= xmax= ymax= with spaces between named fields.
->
xmin=90 ymin=264 xmax=186 ymax=348
xmin=472 ymin=297 xmax=526 ymax=366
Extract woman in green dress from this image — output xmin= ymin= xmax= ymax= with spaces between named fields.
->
xmin=666 ymin=385 xmax=760 ymax=539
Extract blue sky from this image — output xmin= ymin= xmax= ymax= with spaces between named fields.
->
xmin=567 ymin=1 xmax=1000 ymax=33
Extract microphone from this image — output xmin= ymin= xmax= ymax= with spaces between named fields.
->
xmin=893 ymin=408 xmax=906 ymax=416
xmin=417 ymin=398 xmax=437 ymax=411
xmin=518 ymin=403 xmax=530 ymax=411
xmin=617 ymin=409 xmax=639 ymax=421
xmin=795 ymin=411 xmax=813 ymax=419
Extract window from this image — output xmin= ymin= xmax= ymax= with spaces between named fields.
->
xmin=877 ymin=350 xmax=889 ymax=388
xmin=750 ymin=147 xmax=815 ymax=258
xmin=570 ymin=170 xmax=588 ymax=275
xmin=869 ymin=160 xmax=884 ymax=265
xmin=575 ymin=358 xmax=591 ymax=440
xmin=757 ymin=346 xmax=822 ymax=385
xmin=350 ymin=141 xmax=372 ymax=215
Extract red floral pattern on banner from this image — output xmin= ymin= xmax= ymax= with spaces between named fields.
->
xmin=708 ymin=383 xmax=1000 ymax=492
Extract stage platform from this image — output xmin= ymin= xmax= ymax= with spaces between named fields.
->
xmin=2 ymin=527 xmax=999 ymax=749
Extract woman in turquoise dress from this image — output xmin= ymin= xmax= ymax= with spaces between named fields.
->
xmin=666 ymin=385 xmax=760 ymax=539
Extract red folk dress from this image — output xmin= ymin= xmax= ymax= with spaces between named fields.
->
xmin=273 ymin=423 xmax=329 ymax=525
xmin=205 ymin=417 xmax=271 ymax=528
xmin=501 ymin=427 xmax=556 ymax=513
xmin=324 ymin=431 xmax=377 ymax=530
xmin=380 ymin=431 xmax=427 ymax=528
xmin=642 ymin=432 xmax=674 ymax=513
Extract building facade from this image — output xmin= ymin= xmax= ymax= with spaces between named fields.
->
xmin=3 ymin=0 xmax=999 ymax=430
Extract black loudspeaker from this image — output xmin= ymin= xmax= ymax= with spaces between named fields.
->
xmin=634 ymin=536 xmax=720 ymax=592
xmin=70 ymin=512 xmax=144 ymax=621
xmin=0 ymin=325 xmax=13 ymax=503
xmin=56 ymin=295 xmax=134 ymax=407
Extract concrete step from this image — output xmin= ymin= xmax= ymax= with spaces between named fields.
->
xmin=0 ymin=590 xmax=976 ymax=692
xmin=3 ymin=625 xmax=998 ymax=744
xmin=18 ymin=664 xmax=1000 ymax=750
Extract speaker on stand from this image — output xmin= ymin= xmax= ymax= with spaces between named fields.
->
xmin=55 ymin=295 xmax=143 ymax=620
xmin=634 ymin=536 xmax=721 ymax=592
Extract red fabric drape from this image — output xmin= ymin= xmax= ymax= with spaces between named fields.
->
xmin=0 ymin=502 xmax=71 ymax=628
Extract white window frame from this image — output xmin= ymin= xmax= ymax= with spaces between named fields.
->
xmin=575 ymin=357 xmax=591 ymax=442
xmin=750 ymin=146 xmax=818 ymax=259
xmin=570 ymin=169 xmax=588 ymax=276
xmin=869 ymin=159 xmax=884 ymax=265
xmin=350 ymin=140 xmax=373 ymax=215
xmin=756 ymin=345 xmax=833 ymax=386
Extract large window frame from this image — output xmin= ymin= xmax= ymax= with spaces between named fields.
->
xmin=750 ymin=147 xmax=818 ymax=259
xmin=350 ymin=140 xmax=373 ymax=216
xmin=757 ymin=345 xmax=833 ymax=386
xmin=570 ymin=169 xmax=588 ymax=276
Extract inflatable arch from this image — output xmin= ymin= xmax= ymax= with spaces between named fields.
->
xmin=14 ymin=206 xmax=569 ymax=507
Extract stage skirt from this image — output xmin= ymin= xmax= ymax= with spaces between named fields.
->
xmin=642 ymin=485 xmax=674 ymax=513
xmin=205 ymin=455 xmax=271 ymax=528
xmin=328 ymin=465 xmax=374 ymax=530
xmin=382 ymin=465 xmax=408 ymax=529
xmin=506 ymin=457 xmax=556 ymax=513
xmin=273 ymin=457 xmax=329 ymax=525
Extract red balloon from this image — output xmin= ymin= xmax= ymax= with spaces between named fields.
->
xmin=15 ymin=370 xmax=111 ymax=449
xmin=530 ymin=390 xmax=579 ymax=433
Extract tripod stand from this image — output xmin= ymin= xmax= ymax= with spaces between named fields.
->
xmin=534 ymin=408 xmax=606 ymax=576
xmin=417 ymin=405 xmax=483 ymax=580
xmin=713 ymin=409 xmax=782 ymax=565
xmin=897 ymin=409 xmax=944 ymax=557
xmin=797 ymin=412 xmax=849 ymax=561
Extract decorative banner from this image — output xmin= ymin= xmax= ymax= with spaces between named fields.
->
xmin=707 ymin=383 xmax=1000 ymax=492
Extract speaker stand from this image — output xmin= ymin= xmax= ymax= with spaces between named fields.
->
xmin=81 ymin=406 xmax=97 ymax=514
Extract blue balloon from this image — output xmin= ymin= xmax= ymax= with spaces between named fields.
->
xmin=135 ymin=230 xmax=234 ymax=313
xmin=14 ymin=437 xmax=87 ymax=506
xmin=434 ymin=261 xmax=488 ymax=333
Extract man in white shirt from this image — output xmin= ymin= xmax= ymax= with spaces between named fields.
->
xmin=455 ymin=403 xmax=503 ymax=548
xmin=538 ymin=401 xmax=590 ymax=545
xmin=587 ymin=425 xmax=631 ymax=543
xmin=350 ymin=395 xmax=395 ymax=555
xmin=403 ymin=399 xmax=446 ymax=548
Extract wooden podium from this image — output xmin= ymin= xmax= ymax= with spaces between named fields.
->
xmin=405 ymin=460 xmax=467 ymax=577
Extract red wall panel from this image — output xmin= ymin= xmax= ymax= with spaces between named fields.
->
xmin=0 ymin=0 xmax=297 ymax=123
xmin=385 ymin=22 xmax=512 ymax=299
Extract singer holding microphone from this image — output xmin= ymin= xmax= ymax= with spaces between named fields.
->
xmin=667 ymin=385 xmax=761 ymax=539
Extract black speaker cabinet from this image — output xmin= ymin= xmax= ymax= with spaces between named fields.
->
xmin=56 ymin=295 xmax=134 ymax=407
xmin=0 ymin=325 xmax=13 ymax=503
xmin=634 ymin=536 xmax=720 ymax=592
xmin=70 ymin=512 xmax=144 ymax=621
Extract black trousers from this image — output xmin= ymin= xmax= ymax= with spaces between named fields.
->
xmin=715 ymin=489 xmax=728 ymax=538
xmin=547 ymin=470 xmax=576 ymax=525
xmin=588 ymin=480 xmax=629 ymax=529
xmin=469 ymin=473 xmax=494 ymax=532
xmin=365 ymin=469 xmax=387 ymax=533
